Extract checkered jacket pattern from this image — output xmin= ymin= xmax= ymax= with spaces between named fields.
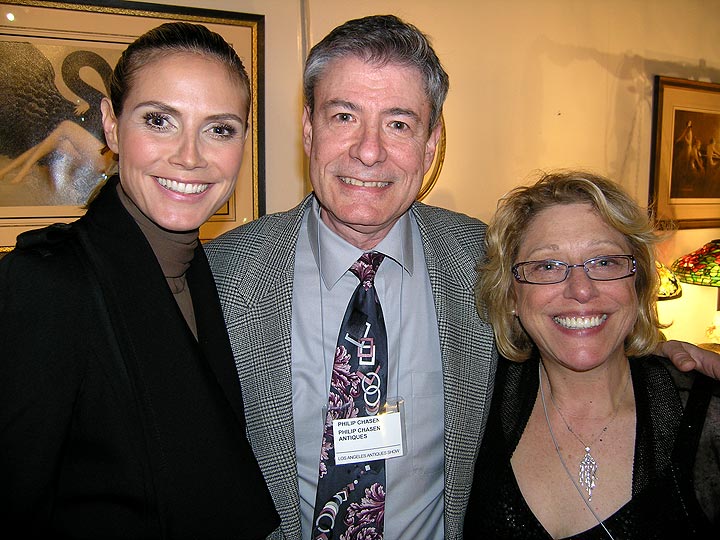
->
xmin=206 ymin=194 xmax=497 ymax=539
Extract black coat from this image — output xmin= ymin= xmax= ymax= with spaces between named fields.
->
xmin=0 ymin=178 xmax=279 ymax=539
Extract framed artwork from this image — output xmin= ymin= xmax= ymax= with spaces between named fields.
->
xmin=650 ymin=76 xmax=720 ymax=229
xmin=0 ymin=0 xmax=264 ymax=251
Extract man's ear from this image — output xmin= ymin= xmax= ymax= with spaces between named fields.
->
xmin=423 ymin=118 xmax=443 ymax=173
xmin=301 ymin=105 xmax=313 ymax=157
xmin=100 ymin=97 xmax=120 ymax=153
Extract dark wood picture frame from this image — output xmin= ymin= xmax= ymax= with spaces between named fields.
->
xmin=0 ymin=0 xmax=264 ymax=250
xmin=650 ymin=76 xmax=720 ymax=229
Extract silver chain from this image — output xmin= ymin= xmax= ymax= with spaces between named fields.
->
xmin=549 ymin=366 xmax=630 ymax=451
xmin=539 ymin=361 xmax=618 ymax=540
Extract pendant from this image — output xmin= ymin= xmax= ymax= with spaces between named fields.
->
xmin=578 ymin=446 xmax=598 ymax=501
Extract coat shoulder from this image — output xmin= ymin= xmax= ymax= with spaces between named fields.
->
xmin=411 ymin=202 xmax=488 ymax=262
xmin=412 ymin=203 xmax=486 ymax=239
xmin=1 ymin=223 xmax=86 ymax=297
xmin=208 ymin=198 xmax=308 ymax=251
xmin=204 ymin=199 xmax=308 ymax=301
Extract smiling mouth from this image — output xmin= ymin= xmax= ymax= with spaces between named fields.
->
xmin=156 ymin=177 xmax=209 ymax=194
xmin=340 ymin=176 xmax=390 ymax=188
xmin=553 ymin=314 xmax=607 ymax=329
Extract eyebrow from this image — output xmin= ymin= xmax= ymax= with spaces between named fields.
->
xmin=323 ymin=99 xmax=357 ymax=112
xmin=524 ymin=240 xmax=628 ymax=260
xmin=134 ymin=101 xmax=246 ymax=126
xmin=386 ymin=107 xmax=421 ymax=123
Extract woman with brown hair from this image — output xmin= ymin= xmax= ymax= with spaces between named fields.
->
xmin=0 ymin=22 xmax=278 ymax=538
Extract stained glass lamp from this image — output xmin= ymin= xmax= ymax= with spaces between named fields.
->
xmin=671 ymin=239 xmax=720 ymax=345
xmin=656 ymin=261 xmax=681 ymax=300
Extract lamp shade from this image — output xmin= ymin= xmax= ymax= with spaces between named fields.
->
xmin=671 ymin=239 xmax=720 ymax=287
xmin=656 ymin=261 xmax=682 ymax=299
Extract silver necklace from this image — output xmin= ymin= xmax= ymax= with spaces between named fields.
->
xmin=543 ymin=361 xmax=629 ymax=501
xmin=539 ymin=361 xmax=627 ymax=540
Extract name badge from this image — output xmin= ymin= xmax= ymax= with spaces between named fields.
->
xmin=332 ymin=398 xmax=405 ymax=465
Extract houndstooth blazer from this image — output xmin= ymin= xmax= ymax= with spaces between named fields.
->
xmin=206 ymin=194 xmax=497 ymax=539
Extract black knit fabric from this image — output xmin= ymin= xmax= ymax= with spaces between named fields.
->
xmin=465 ymin=355 xmax=719 ymax=538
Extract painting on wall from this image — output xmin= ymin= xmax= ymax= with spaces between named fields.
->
xmin=0 ymin=0 xmax=264 ymax=250
xmin=650 ymin=76 xmax=720 ymax=229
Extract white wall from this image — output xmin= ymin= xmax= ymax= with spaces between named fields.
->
xmin=135 ymin=0 xmax=720 ymax=343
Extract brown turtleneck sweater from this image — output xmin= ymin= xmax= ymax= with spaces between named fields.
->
xmin=117 ymin=184 xmax=199 ymax=339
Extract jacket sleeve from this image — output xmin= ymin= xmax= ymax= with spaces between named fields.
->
xmin=0 ymin=233 xmax=96 ymax=524
xmin=667 ymin=359 xmax=720 ymax=526
xmin=693 ymin=375 xmax=720 ymax=525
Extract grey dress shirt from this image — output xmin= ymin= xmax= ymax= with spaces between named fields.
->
xmin=291 ymin=200 xmax=445 ymax=539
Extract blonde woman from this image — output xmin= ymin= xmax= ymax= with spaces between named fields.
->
xmin=466 ymin=171 xmax=719 ymax=539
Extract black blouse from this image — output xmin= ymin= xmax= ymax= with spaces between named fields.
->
xmin=465 ymin=355 xmax=719 ymax=539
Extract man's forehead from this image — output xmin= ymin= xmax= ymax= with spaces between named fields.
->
xmin=314 ymin=57 xmax=430 ymax=114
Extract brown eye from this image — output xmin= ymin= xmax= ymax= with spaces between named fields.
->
xmin=144 ymin=112 xmax=171 ymax=130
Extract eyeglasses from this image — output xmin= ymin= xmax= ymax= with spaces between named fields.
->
xmin=512 ymin=255 xmax=637 ymax=285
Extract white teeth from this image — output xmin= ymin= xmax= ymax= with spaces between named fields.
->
xmin=553 ymin=314 xmax=607 ymax=329
xmin=340 ymin=177 xmax=390 ymax=188
xmin=156 ymin=177 xmax=209 ymax=194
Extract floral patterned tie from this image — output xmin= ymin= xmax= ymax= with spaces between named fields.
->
xmin=312 ymin=252 xmax=387 ymax=540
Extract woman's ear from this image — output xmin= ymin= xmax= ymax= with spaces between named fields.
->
xmin=100 ymin=98 xmax=120 ymax=153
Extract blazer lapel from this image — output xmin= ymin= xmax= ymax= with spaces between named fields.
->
xmin=209 ymin=196 xmax=314 ymax=540
xmin=80 ymin=180 xmax=196 ymax=359
xmin=187 ymin=245 xmax=249 ymax=427
xmin=412 ymin=203 xmax=497 ymax=539
xmin=81 ymin=180 xmax=248 ymax=432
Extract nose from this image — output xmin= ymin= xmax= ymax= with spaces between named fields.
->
xmin=170 ymin=131 xmax=207 ymax=169
xmin=563 ymin=265 xmax=598 ymax=302
xmin=349 ymin=122 xmax=387 ymax=166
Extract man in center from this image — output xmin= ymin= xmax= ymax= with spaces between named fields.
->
xmin=207 ymin=15 xmax=494 ymax=539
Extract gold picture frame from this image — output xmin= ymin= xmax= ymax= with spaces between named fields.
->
xmin=416 ymin=117 xmax=446 ymax=202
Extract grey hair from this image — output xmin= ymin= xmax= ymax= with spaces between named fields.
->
xmin=303 ymin=14 xmax=449 ymax=132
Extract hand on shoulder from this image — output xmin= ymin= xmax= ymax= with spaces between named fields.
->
xmin=657 ymin=340 xmax=720 ymax=381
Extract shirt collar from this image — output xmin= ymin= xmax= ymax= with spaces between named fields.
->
xmin=307 ymin=195 xmax=415 ymax=290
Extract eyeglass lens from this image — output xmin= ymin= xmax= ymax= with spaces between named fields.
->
xmin=514 ymin=256 xmax=634 ymax=284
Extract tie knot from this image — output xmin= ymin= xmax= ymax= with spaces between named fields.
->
xmin=350 ymin=251 xmax=384 ymax=290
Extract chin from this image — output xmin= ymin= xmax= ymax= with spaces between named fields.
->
xmin=560 ymin=353 xmax=615 ymax=371
xmin=156 ymin=217 xmax=203 ymax=233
